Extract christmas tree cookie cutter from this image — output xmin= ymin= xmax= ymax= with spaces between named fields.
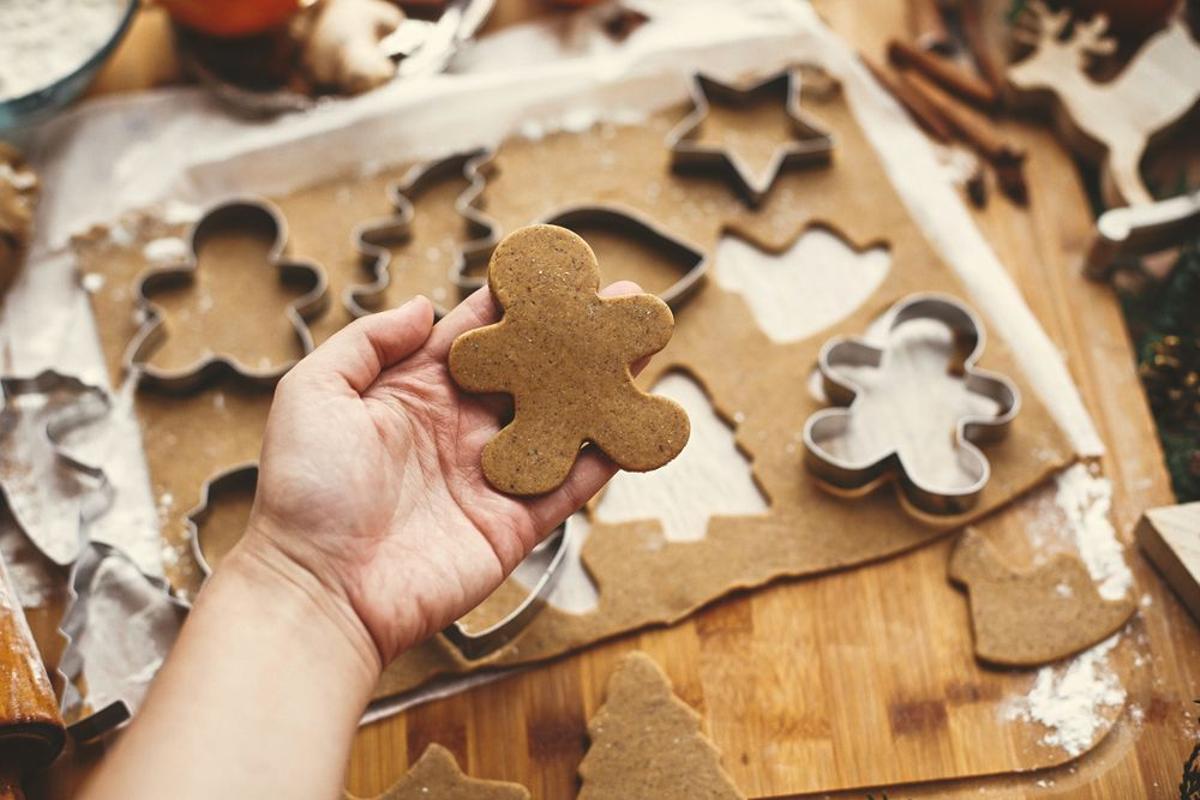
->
xmin=802 ymin=293 xmax=1021 ymax=515
xmin=666 ymin=69 xmax=835 ymax=206
xmin=350 ymin=149 xmax=497 ymax=318
xmin=123 ymin=198 xmax=329 ymax=392
xmin=185 ymin=462 xmax=569 ymax=661
xmin=453 ymin=202 xmax=709 ymax=310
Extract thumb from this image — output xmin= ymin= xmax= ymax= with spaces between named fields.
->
xmin=290 ymin=296 xmax=435 ymax=394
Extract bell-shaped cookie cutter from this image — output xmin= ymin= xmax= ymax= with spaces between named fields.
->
xmin=350 ymin=149 xmax=498 ymax=319
xmin=123 ymin=198 xmax=329 ymax=392
xmin=185 ymin=462 xmax=569 ymax=662
xmin=186 ymin=461 xmax=259 ymax=578
xmin=802 ymin=293 xmax=1021 ymax=516
xmin=454 ymin=201 xmax=709 ymax=310
xmin=666 ymin=70 xmax=835 ymax=207
xmin=442 ymin=522 xmax=573 ymax=661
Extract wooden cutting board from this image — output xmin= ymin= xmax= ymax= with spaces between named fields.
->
xmin=27 ymin=1 xmax=1200 ymax=797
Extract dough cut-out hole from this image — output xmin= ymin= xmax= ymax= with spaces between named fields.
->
xmin=596 ymin=371 xmax=768 ymax=541
xmin=714 ymin=228 xmax=889 ymax=343
xmin=821 ymin=316 xmax=1000 ymax=492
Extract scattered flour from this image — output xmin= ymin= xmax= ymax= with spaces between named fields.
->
xmin=80 ymin=272 xmax=106 ymax=293
xmin=1053 ymin=464 xmax=1133 ymax=601
xmin=0 ymin=0 xmax=127 ymax=100
xmin=1005 ymin=634 xmax=1126 ymax=757
xmin=142 ymin=237 xmax=189 ymax=264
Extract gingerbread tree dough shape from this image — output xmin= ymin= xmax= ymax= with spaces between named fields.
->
xmin=350 ymin=743 xmax=530 ymax=800
xmin=578 ymin=651 xmax=745 ymax=800
xmin=949 ymin=528 xmax=1136 ymax=666
xmin=449 ymin=224 xmax=690 ymax=496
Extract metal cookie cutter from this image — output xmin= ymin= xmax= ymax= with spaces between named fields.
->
xmin=442 ymin=522 xmax=574 ymax=661
xmin=0 ymin=371 xmax=112 ymax=566
xmin=456 ymin=203 xmax=710 ymax=310
xmin=123 ymin=198 xmax=329 ymax=392
xmin=349 ymin=149 xmax=497 ymax=319
xmin=185 ymin=462 xmax=568 ymax=661
xmin=666 ymin=69 xmax=835 ymax=207
xmin=802 ymin=293 xmax=1021 ymax=516
xmin=58 ymin=541 xmax=190 ymax=742
xmin=186 ymin=462 xmax=260 ymax=578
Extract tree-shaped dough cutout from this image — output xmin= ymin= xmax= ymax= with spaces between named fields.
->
xmin=579 ymin=652 xmax=745 ymax=800
xmin=597 ymin=372 xmax=767 ymax=541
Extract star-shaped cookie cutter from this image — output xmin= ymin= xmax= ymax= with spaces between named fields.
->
xmin=666 ymin=70 xmax=835 ymax=206
xmin=453 ymin=200 xmax=709 ymax=310
xmin=184 ymin=462 xmax=569 ymax=661
xmin=123 ymin=198 xmax=329 ymax=392
xmin=350 ymin=149 xmax=497 ymax=319
xmin=802 ymin=293 xmax=1021 ymax=516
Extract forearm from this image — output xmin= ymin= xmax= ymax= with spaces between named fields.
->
xmin=80 ymin=536 xmax=381 ymax=800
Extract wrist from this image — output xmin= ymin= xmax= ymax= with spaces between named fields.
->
xmin=214 ymin=527 xmax=383 ymax=692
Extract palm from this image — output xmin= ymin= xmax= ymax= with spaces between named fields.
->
xmin=252 ymin=288 xmax=628 ymax=662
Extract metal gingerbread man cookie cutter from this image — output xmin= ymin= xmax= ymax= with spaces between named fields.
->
xmin=123 ymin=198 xmax=329 ymax=392
xmin=350 ymin=149 xmax=497 ymax=319
xmin=666 ymin=69 xmax=835 ymax=207
xmin=802 ymin=293 xmax=1021 ymax=515
xmin=185 ymin=463 xmax=571 ymax=661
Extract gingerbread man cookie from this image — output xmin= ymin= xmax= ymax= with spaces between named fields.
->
xmin=449 ymin=224 xmax=690 ymax=495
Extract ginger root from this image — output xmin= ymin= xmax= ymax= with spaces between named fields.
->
xmin=0 ymin=143 xmax=38 ymax=298
xmin=298 ymin=0 xmax=404 ymax=95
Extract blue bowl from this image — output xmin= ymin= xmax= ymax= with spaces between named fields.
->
xmin=0 ymin=0 xmax=140 ymax=131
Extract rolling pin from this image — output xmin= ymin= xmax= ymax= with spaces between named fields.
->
xmin=0 ymin=550 xmax=65 ymax=800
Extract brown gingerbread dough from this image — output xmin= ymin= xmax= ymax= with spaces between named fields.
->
xmin=949 ymin=528 xmax=1136 ymax=666
xmin=578 ymin=652 xmax=745 ymax=800
xmin=348 ymin=743 xmax=530 ymax=800
xmin=448 ymin=224 xmax=690 ymax=495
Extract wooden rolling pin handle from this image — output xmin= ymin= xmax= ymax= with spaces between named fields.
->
xmin=0 ymin=552 xmax=65 ymax=790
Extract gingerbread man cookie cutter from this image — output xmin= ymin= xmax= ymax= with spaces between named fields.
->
xmin=450 ymin=224 xmax=690 ymax=496
xmin=666 ymin=69 xmax=835 ymax=207
xmin=350 ymin=149 xmax=497 ymax=318
xmin=123 ymin=198 xmax=329 ymax=392
xmin=185 ymin=461 xmax=570 ymax=661
xmin=802 ymin=293 xmax=1020 ymax=516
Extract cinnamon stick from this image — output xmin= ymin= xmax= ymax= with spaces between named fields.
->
xmin=888 ymin=38 xmax=999 ymax=109
xmin=899 ymin=69 xmax=1028 ymax=203
xmin=861 ymin=54 xmax=954 ymax=143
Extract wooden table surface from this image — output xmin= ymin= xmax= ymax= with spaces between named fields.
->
xmin=43 ymin=1 xmax=1200 ymax=798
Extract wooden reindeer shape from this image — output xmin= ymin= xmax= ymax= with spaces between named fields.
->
xmin=1008 ymin=2 xmax=1200 ymax=206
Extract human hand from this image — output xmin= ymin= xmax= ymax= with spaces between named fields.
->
xmin=235 ymin=283 xmax=642 ymax=669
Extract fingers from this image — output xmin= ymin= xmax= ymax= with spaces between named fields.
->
xmin=291 ymin=296 xmax=435 ymax=394
xmin=524 ymin=446 xmax=619 ymax=535
xmin=425 ymin=286 xmax=496 ymax=361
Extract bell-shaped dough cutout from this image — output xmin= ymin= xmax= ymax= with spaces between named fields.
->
xmin=596 ymin=371 xmax=768 ymax=541
xmin=714 ymin=227 xmax=889 ymax=343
